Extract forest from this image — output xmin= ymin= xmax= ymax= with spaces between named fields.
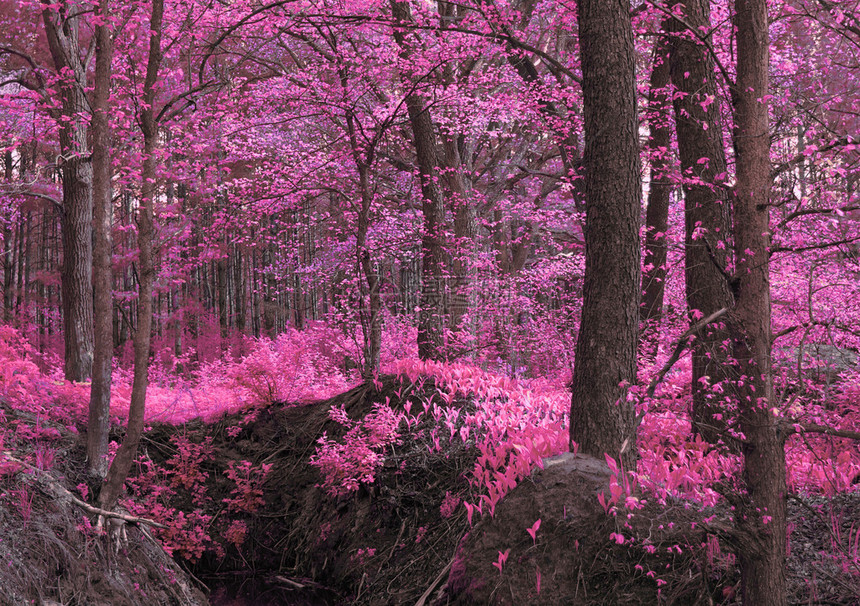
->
xmin=0 ymin=0 xmax=858 ymax=604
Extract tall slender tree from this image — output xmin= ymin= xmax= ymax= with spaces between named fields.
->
xmin=730 ymin=0 xmax=787 ymax=599
xmin=41 ymin=0 xmax=94 ymax=382
xmin=391 ymin=0 xmax=446 ymax=361
xmin=87 ymin=0 xmax=115 ymax=478
xmin=667 ymin=0 xmax=736 ymax=446
xmin=99 ymin=0 xmax=163 ymax=511
xmin=640 ymin=36 xmax=673 ymax=333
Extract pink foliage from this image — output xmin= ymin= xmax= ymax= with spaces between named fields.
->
xmin=223 ymin=460 xmax=271 ymax=513
xmin=310 ymin=403 xmax=404 ymax=496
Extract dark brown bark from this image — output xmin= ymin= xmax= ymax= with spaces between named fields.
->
xmin=15 ymin=213 xmax=26 ymax=314
xmin=99 ymin=0 xmax=163 ymax=511
xmin=2 ymin=150 xmax=12 ymax=322
xmin=391 ymin=0 xmax=446 ymax=361
xmin=731 ymin=0 xmax=787 ymax=601
xmin=88 ymin=0 xmax=114 ymax=479
xmin=42 ymin=1 xmax=94 ymax=382
xmin=442 ymin=134 xmax=475 ymax=338
xmin=437 ymin=2 xmax=475 ymax=340
xmin=569 ymin=0 xmax=640 ymax=470
xmin=640 ymin=37 xmax=672 ymax=330
xmin=667 ymin=0 xmax=736 ymax=446
xmin=217 ymin=256 xmax=229 ymax=338
xmin=233 ymin=245 xmax=246 ymax=331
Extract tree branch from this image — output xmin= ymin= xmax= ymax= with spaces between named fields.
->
xmin=644 ymin=307 xmax=730 ymax=401
xmin=776 ymin=204 xmax=860 ymax=230
xmin=633 ymin=308 xmax=731 ymax=431
xmin=773 ymin=319 xmax=860 ymax=341
xmin=770 ymin=135 xmax=858 ymax=181
xmin=783 ymin=422 xmax=860 ymax=441
xmin=771 ymin=235 xmax=860 ymax=255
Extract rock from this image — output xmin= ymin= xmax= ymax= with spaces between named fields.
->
xmin=441 ymin=453 xmax=619 ymax=605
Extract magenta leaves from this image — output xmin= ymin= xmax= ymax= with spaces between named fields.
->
xmin=310 ymin=402 xmax=405 ymax=497
xmin=492 ymin=548 xmax=511 ymax=575
xmin=167 ymin=434 xmax=214 ymax=504
xmin=223 ymin=460 xmax=272 ymax=514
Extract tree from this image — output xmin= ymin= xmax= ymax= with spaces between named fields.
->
xmin=569 ymin=0 xmax=641 ymax=469
xmin=41 ymin=0 xmax=94 ymax=382
xmin=730 ymin=0 xmax=787 ymax=600
xmin=640 ymin=36 xmax=673 ymax=333
xmin=99 ymin=0 xmax=163 ymax=511
xmin=391 ymin=0 xmax=446 ymax=361
xmin=87 ymin=0 xmax=114 ymax=478
xmin=666 ymin=0 xmax=736 ymax=446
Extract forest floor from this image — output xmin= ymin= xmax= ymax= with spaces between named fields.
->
xmin=0 ymin=376 xmax=859 ymax=605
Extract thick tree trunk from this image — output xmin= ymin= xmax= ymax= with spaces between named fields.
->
xmin=570 ymin=0 xmax=641 ymax=470
xmin=391 ymin=0 xmax=446 ymax=361
xmin=42 ymin=2 xmax=94 ymax=382
xmin=88 ymin=0 xmax=115 ymax=478
xmin=99 ymin=0 xmax=163 ymax=511
xmin=640 ymin=37 xmax=672 ymax=332
xmin=668 ymin=0 xmax=736 ymax=446
xmin=731 ymin=0 xmax=787 ymax=602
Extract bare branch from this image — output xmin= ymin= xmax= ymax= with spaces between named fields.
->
xmin=770 ymin=135 xmax=858 ymax=181
xmin=783 ymin=422 xmax=860 ymax=441
xmin=773 ymin=320 xmax=860 ymax=341
xmin=644 ymin=307 xmax=730 ymax=401
xmin=776 ymin=204 xmax=860 ymax=230
xmin=771 ymin=235 xmax=860 ymax=255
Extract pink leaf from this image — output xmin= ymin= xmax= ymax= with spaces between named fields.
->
xmin=527 ymin=518 xmax=541 ymax=544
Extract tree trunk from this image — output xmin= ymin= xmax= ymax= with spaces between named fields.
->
xmin=2 ymin=150 xmax=12 ymax=323
xmin=443 ymin=135 xmax=476 ymax=342
xmin=668 ymin=0 xmax=736 ymax=446
xmin=437 ymin=3 xmax=476 ymax=343
xmin=391 ymin=0 xmax=446 ymax=361
xmin=569 ymin=0 xmax=641 ymax=470
xmin=99 ymin=0 xmax=163 ymax=511
xmin=640 ymin=36 xmax=672 ymax=332
xmin=233 ymin=245 xmax=245 ymax=331
xmin=88 ymin=0 xmax=115 ymax=479
xmin=42 ymin=2 xmax=94 ymax=382
xmin=217 ymin=256 xmax=229 ymax=338
xmin=731 ymin=0 xmax=787 ymax=601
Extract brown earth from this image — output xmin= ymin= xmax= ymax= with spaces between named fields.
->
xmin=1 ymin=376 xmax=859 ymax=605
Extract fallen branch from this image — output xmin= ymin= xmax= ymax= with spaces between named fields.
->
xmin=1 ymin=452 xmax=166 ymax=529
xmin=414 ymin=556 xmax=454 ymax=606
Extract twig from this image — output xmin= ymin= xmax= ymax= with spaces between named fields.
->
xmin=414 ymin=556 xmax=454 ymax=606
xmin=634 ymin=307 xmax=730 ymax=430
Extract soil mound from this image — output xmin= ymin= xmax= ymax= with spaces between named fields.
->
xmin=441 ymin=452 xmax=736 ymax=605
xmin=144 ymin=374 xmax=479 ymax=605
xmin=0 ymin=402 xmax=207 ymax=606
